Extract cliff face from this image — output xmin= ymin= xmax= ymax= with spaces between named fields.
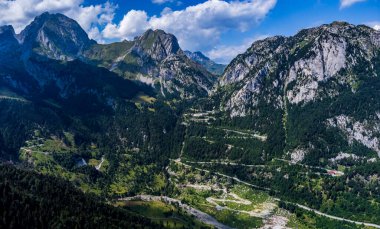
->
xmin=19 ymin=12 xmax=95 ymax=60
xmin=216 ymin=22 xmax=380 ymax=163
xmin=220 ymin=22 xmax=380 ymax=116
xmin=0 ymin=13 xmax=215 ymax=100
xmin=86 ymin=29 xmax=216 ymax=99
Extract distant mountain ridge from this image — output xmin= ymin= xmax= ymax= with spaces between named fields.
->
xmin=0 ymin=12 xmax=216 ymax=100
xmin=85 ymin=29 xmax=216 ymax=98
xmin=184 ymin=50 xmax=226 ymax=75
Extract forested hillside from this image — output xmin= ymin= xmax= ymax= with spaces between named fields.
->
xmin=0 ymin=165 xmax=158 ymax=228
xmin=1 ymin=12 xmax=380 ymax=228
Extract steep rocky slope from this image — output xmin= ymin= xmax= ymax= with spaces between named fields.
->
xmin=86 ymin=29 xmax=216 ymax=99
xmin=217 ymin=21 xmax=380 ymax=163
xmin=185 ymin=50 xmax=226 ymax=75
xmin=18 ymin=12 xmax=95 ymax=60
xmin=0 ymin=12 xmax=215 ymax=100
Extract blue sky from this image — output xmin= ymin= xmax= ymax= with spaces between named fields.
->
xmin=0 ymin=0 xmax=379 ymax=63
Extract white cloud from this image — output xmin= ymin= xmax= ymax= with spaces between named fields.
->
xmin=366 ymin=21 xmax=380 ymax=31
xmin=207 ymin=35 xmax=268 ymax=64
xmin=0 ymin=0 xmax=276 ymax=62
xmin=340 ymin=0 xmax=367 ymax=9
xmin=103 ymin=10 xmax=149 ymax=40
xmin=152 ymin=0 xmax=173 ymax=4
xmin=0 ymin=0 xmax=115 ymax=40
xmin=152 ymin=0 xmax=182 ymax=5
xmin=102 ymin=0 xmax=276 ymax=51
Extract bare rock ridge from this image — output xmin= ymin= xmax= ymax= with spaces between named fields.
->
xmin=0 ymin=12 xmax=216 ymax=99
xmin=133 ymin=29 xmax=182 ymax=62
xmin=85 ymin=28 xmax=216 ymax=98
xmin=184 ymin=50 xmax=226 ymax=75
xmin=19 ymin=12 xmax=95 ymax=60
xmin=215 ymin=21 xmax=380 ymax=164
xmin=219 ymin=21 xmax=380 ymax=116
xmin=0 ymin=25 xmax=21 ymax=65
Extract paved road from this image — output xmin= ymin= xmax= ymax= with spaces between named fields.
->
xmin=217 ymin=127 xmax=267 ymax=141
xmin=120 ymin=195 xmax=232 ymax=229
xmin=173 ymin=160 xmax=380 ymax=228
xmin=186 ymin=160 xmax=266 ymax=168
xmin=293 ymin=202 xmax=380 ymax=228
xmin=0 ymin=96 xmax=28 ymax=102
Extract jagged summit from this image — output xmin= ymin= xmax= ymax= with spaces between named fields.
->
xmin=0 ymin=25 xmax=21 ymax=64
xmin=0 ymin=25 xmax=18 ymax=45
xmin=220 ymin=21 xmax=380 ymax=116
xmin=133 ymin=29 xmax=182 ymax=62
xmin=185 ymin=51 xmax=210 ymax=62
xmin=19 ymin=12 xmax=95 ymax=60
xmin=86 ymin=27 xmax=215 ymax=98
xmin=0 ymin=25 xmax=15 ymax=36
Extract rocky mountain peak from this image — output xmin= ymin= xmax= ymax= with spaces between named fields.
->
xmin=133 ymin=29 xmax=181 ymax=62
xmin=0 ymin=25 xmax=21 ymax=64
xmin=19 ymin=12 xmax=95 ymax=60
xmin=0 ymin=25 xmax=18 ymax=46
xmin=184 ymin=51 xmax=211 ymax=64
xmin=219 ymin=21 xmax=380 ymax=116
xmin=0 ymin=25 xmax=16 ymax=37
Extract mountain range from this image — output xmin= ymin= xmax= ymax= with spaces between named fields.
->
xmin=1 ymin=12 xmax=380 ymax=229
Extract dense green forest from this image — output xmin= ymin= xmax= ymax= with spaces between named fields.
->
xmin=0 ymin=164 xmax=159 ymax=228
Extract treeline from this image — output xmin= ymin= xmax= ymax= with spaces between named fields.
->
xmin=279 ymin=201 xmax=364 ymax=229
xmin=203 ymin=163 xmax=380 ymax=224
xmin=0 ymin=164 xmax=159 ymax=228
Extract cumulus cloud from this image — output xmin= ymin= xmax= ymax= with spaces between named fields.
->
xmin=0 ymin=0 xmax=115 ymax=40
xmin=102 ymin=0 xmax=276 ymax=52
xmin=0 ymin=0 xmax=276 ymax=63
xmin=366 ymin=21 xmax=380 ymax=31
xmin=103 ymin=10 xmax=149 ymax=40
xmin=207 ymin=35 xmax=268 ymax=64
xmin=340 ymin=0 xmax=367 ymax=9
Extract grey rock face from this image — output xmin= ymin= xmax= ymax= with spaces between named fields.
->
xmin=133 ymin=29 xmax=181 ymax=62
xmin=219 ymin=22 xmax=380 ymax=116
xmin=86 ymin=29 xmax=216 ymax=99
xmin=19 ymin=12 xmax=95 ymax=60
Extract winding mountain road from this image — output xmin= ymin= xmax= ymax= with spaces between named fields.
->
xmin=173 ymin=159 xmax=380 ymax=228
xmin=292 ymin=203 xmax=380 ymax=228
xmin=120 ymin=195 xmax=232 ymax=229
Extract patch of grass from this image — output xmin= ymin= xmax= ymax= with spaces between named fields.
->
xmin=88 ymin=158 xmax=100 ymax=166
xmin=213 ymin=210 xmax=262 ymax=229
xmin=118 ymin=200 xmax=210 ymax=228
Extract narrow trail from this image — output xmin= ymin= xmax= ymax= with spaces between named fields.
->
xmin=172 ymin=160 xmax=380 ymax=228
xmin=292 ymin=202 xmax=380 ymax=228
xmin=215 ymin=127 xmax=267 ymax=141
xmin=273 ymin=158 xmax=344 ymax=176
xmin=0 ymin=96 xmax=28 ymax=102
xmin=186 ymin=160 xmax=266 ymax=168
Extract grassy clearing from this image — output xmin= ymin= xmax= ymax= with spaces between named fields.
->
xmin=132 ymin=92 xmax=157 ymax=104
xmin=117 ymin=200 xmax=210 ymax=228
xmin=169 ymin=161 xmax=268 ymax=228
